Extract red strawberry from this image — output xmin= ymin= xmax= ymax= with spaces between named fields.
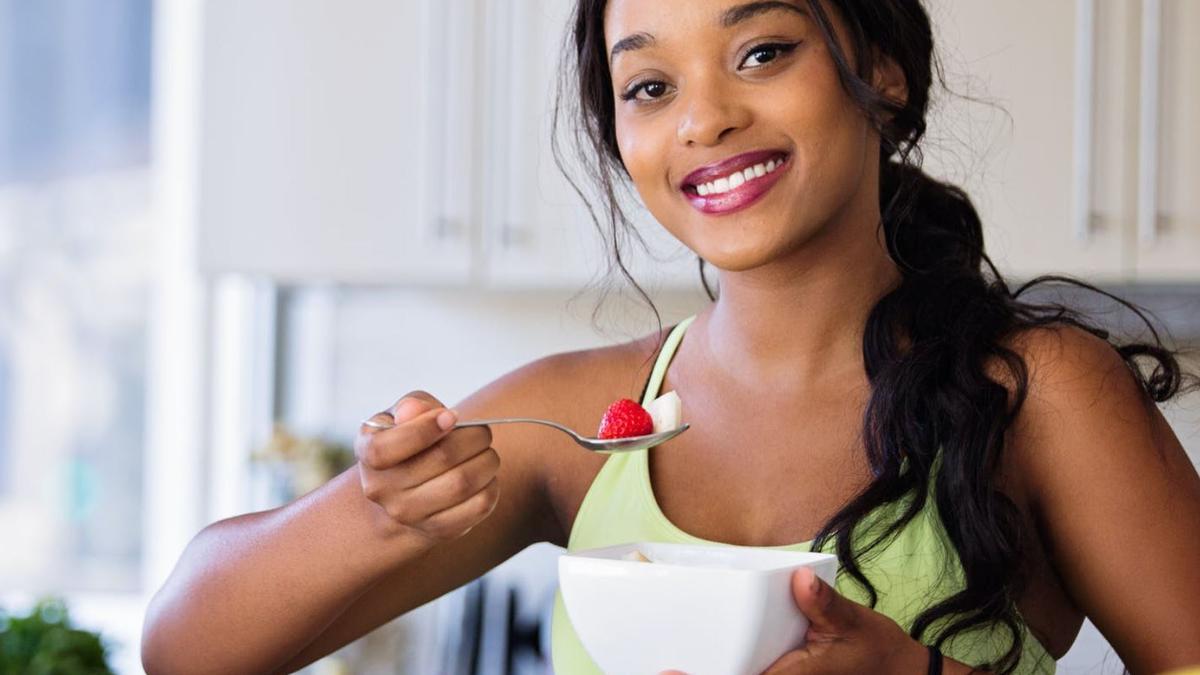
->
xmin=597 ymin=398 xmax=654 ymax=439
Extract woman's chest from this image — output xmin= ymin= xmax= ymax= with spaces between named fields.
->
xmin=550 ymin=377 xmax=878 ymax=549
xmin=644 ymin=404 xmax=877 ymax=547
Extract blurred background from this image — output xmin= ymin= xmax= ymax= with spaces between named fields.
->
xmin=0 ymin=0 xmax=1196 ymax=673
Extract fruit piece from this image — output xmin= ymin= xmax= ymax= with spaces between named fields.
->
xmin=597 ymin=398 xmax=654 ymax=439
xmin=621 ymin=550 xmax=652 ymax=563
xmin=644 ymin=390 xmax=682 ymax=433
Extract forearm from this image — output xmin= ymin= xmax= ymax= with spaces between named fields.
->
xmin=141 ymin=466 xmax=432 ymax=675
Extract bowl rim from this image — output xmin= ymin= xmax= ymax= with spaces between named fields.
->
xmin=561 ymin=541 xmax=838 ymax=576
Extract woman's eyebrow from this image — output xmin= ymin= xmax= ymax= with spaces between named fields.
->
xmin=609 ymin=1 xmax=808 ymax=65
xmin=721 ymin=0 xmax=809 ymax=27
xmin=610 ymin=32 xmax=655 ymax=65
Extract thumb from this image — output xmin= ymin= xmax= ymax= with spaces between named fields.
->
xmin=791 ymin=566 xmax=857 ymax=633
xmin=390 ymin=390 xmax=446 ymax=423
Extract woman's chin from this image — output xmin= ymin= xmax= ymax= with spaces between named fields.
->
xmin=692 ymin=247 xmax=782 ymax=274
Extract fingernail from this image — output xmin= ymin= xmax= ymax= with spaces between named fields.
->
xmin=394 ymin=398 xmax=425 ymax=421
xmin=436 ymin=409 xmax=457 ymax=431
xmin=810 ymin=569 xmax=822 ymax=595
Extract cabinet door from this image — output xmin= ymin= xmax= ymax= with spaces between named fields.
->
xmin=921 ymin=0 xmax=1130 ymax=283
xmin=479 ymin=0 xmax=699 ymax=291
xmin=1135 ymin=0 xmax=1200 ymax=281
xmin=198 ymin=0 xmax=476 ymax=283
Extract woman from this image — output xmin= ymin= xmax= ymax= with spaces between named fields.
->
xmin=141 ymin=1 xmax=1200 ymax=673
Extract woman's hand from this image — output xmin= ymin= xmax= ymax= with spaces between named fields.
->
xmin=659 ymin=567 xmax=928 ymax=675
xmin=355 ymin=391 xmax=501 ymax=543
xmin=759 ymin=567 xmax=928 ymax=674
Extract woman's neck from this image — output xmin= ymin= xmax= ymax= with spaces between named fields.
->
xmin=697 ymin=213 xmax=902 ymax=394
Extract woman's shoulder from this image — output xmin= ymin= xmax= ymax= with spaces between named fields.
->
xmin=988 ymin=321 xmax=1171 ymax=505
xmin=996 ymin=322 xmax=1151 ymax=432
xmin=986 ymin=321 xmax=1147 ymax=426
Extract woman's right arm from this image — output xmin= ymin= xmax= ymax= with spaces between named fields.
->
xmin=140 ymin=358 xmax=568 ymax=675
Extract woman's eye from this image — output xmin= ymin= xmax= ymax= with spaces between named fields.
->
xmin=621 ymin=80 xmax=670 ymax=102
xmin=740 ymin=42 xmax=799 ymax=69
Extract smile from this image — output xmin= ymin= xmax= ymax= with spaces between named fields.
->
xmin=680 ymin=151 xmax=791 ymax=216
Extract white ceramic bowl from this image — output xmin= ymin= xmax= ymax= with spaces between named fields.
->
xmin=559 ymin=541 xmax=838 ymax=675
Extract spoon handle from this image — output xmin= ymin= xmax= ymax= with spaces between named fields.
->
xmin=362 ymin=416 xmax=583 ymax=440
xmin=455 ymin=417 xmax=582 ymax=439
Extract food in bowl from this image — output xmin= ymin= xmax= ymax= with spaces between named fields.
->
xmin=559 ymin=541 xmax=838 ymax=675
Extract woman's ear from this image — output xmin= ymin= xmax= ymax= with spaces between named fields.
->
xmin=871 ymin=51 xmax=909 ymax=111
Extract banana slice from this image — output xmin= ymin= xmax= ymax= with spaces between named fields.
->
xmin=644 ymin=390 xmax=682 ymax=434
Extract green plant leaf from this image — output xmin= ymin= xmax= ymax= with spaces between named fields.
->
xmin=0 ymin=598 xmax=113 ymax=675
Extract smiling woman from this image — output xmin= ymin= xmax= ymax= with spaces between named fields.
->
xmin=140 ymin=1 xmax=1200 ymax=674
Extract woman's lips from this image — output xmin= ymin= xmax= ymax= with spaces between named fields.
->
xmin=681 ymin=153 xmax=790 ymax=216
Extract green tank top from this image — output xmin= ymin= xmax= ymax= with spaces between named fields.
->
xmin=550 ymin=314 xmax=1056 ymax=674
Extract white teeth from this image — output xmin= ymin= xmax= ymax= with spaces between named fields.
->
xmin=691 ymin=155 xmax=786 ymax=195
xmin=693 ymin=155 xmax=785 ymax=196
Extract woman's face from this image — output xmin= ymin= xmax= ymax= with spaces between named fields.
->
xmin=604 ymin=0 xmax=893 ymax=272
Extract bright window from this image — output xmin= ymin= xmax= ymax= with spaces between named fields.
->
xmin=0 ymin=0 xmax=152 ymax=597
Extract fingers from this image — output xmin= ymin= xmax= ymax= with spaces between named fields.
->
xmin=356 ymin=396 xmax=458 ymax=469
xmin=355 ymin=390 xmax=502 ymax=542
xmin=391 ymin=426 xmax=494 ymax=488
xmin=400 ymin=445 xmax=501 ymax=521
xmin=364 ymin=446 xmax=502 ymax=540
xmin=791 ymin=567 xmax=858 ymax=633
xmin=418 ymin=475 xmax=501 ymax=540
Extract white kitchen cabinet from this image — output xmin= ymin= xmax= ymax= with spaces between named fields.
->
xmin=922 ymin=0 xmax=1130 ymax=283
xmin=924 ymin=0 xmax=1199 ymax=285
xmin=479 ymin=0 xmax=700 ymax=291
xmin=1135 ymin=0 xmax=1200 ymax=281
xmin=196 ymin=1 xmax=1194 ymax=288
xmin=198 ymin=0 xmax=478 ymax=284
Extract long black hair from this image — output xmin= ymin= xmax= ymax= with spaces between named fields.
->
xmin=554 ymin=0 xmax=1198 ymax=671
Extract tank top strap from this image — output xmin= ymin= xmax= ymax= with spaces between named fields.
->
xmin=640 ymin=314 xmax=697 ymax=406
xmin=563 ymin=315 xmax=698 ymax=553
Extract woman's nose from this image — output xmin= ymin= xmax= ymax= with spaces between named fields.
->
xmin=675 ymin=80 xmax=752 ymax=147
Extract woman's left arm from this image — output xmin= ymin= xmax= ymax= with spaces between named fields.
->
xmin=1008 ymin=327 xmax=1200 ymax=673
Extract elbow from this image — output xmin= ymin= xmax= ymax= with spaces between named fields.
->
xmin=140 ymin=591 xmax=217 ymax=675
xmin=141 ymin=589 xmax=291 ymax=675
xmin=141 ymin=621 xmax=231 ymax=675
xmin=141 ymin=598 xmax=188 ymax=675
xmin=140 ymin=638 xmax=171 ymax=675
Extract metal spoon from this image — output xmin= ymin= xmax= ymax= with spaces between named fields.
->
xmin=361 ymin=416 xmax=689 ymax=454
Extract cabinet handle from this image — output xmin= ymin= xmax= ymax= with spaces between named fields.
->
xmin=500 ymin=222 xmax=532 ymax=248
xmin=433 ymin=217 xmax=461 ymax=241
xmin=1072 ymin=0 xmax=1097 ymax=242
xmin=1138 ymin=0 xmax=1163 ymax=244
